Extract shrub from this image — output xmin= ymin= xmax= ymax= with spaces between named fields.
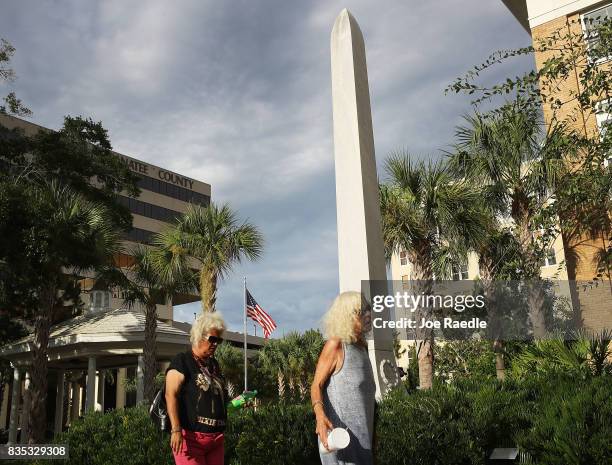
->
xmin=225 ymin=403 xmax=317 ymax=465
xmin=434 ymin=340 xmax=497 ymax=382
xmin=14 ymin=372 xmax=611 ymax=465
xmin=517 ymin=374 xmax=612 ymax=465
xmin=375 ymin=378 xmax=534 ymax=465
xmin=30 ymin=406 xmax=173 ymax=465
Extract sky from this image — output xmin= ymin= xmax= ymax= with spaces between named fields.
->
xmin=0 ymin=0 xmax=534 ymax=336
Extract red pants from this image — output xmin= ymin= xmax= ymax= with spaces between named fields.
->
xmin=173 ymin=430 xmax=224 ymax=465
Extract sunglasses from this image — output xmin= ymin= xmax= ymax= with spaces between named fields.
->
xmin=206 ymin=335 xmax=223 ymax=345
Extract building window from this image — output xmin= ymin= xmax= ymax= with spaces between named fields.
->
xmin=90 ymin=290 xmax=110 ymax=312
xmin=541 ymin=250 xmax=557 ymax=267
xmin=116 ymin=195 xmax=183 ymax=224
xmin=596 ymin=100 xmax=611 ymax=166
xmin=123 ymin=227 xmax=154 ymax=244
xmin=401 ymin=275 xmax=409 ymax=290
xmin=400 ymin=250 xmax=408 ymax=266
xmin=452 ymin=263 xmax=469 ymax=281
xmin=582 ymin=4 xmax=612 ymax=62
xmin=135 ymin=175 xmax=210 ymax=206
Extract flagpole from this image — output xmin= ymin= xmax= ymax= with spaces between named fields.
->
xmin=243 ymin=276 xmax=248 ymax=393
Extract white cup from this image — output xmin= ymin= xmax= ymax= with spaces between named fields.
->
xmin=319 ymin=428 xmax=350 ymax=454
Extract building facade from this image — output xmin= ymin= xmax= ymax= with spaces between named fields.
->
xmin=390 ymin=233 xmax=573 ymax=369
xmin=501 ymin=0 xmax=612 ymax=332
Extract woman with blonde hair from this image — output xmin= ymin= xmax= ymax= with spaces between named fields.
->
xmin=311 ymin=291 xmax=376 ymax=465
xmin=166 ymin=311 xmax=228 ymax=465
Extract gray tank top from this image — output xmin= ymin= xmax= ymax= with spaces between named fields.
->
xmin=319 ymin=342 xmax=376 ymax=465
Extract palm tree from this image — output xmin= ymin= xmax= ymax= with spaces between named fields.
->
xmin=449 ymin=102 xmax=568 ymax=337
xmin=116 ymin=241 xmax=196 ymax=404
xmin=26 ymin=182 xmax=122 ymax=443
xmin=164 ymin=203 xmax=263 ymax=313
xmin=214 ymin=342 xmax=244 ymax=398
xmin=258 ymin=330 xmax=324 ymax=400
xmin=284 ymin=330 xmax=324 ymax=400
xmin=511 ymin=329 xmax=612 ymax=378
xmin=380 ymin=155 xmax=489 ymax=389
xmin=258 ymin=338 xmax=289 ymax=399
xmin=476 ymin=227 xmax=523 ymax=380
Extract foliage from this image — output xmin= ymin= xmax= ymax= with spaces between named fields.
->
xmin=0 ymin=114 xmax=140 ymax=319
xmin=0 ymin=313 xmax=28 ymax=416
xmin=449 ymin=101 xmax=578 ymax=339
xmin=446 ymin=17 xmax=612 ymax=118
xmin=28 ymin=406 xmax=174 ymax=465
xmin=13 ymin=368 xmax=611 ymax=465
xmin=122 ymin=372 xmax=166 ymax=394
xmin=377 ymin=372 xmax=612 ymax=465
xmin=102 ymin=242 xmax=196 ymax=403
xmin=157 ymin=203 xmax=263 ymax=313
xmin=375 ymin=378 xmax=532 ymax=465
xmin=215 ymin=341 xmax=244 ymax=395
xmin=0 ymin=116 xmax=139 ymax=230
xmin=0 ymin=38 xmax=30 ymax=116
xmin=380 ymin=156 xmax=489 ymax=273
xmin=0 ymin=181 xmax=125 ymax=441
xmin=225 ymin=403 xmax=318 ymax=465
xmin=0 ymin=114 xmax=139 ymax=442
xmin=257 ymin=329 xmax=324 ymax=401
xmin=511 ymin=330 xmax=612 ymax=378
xmin=379 ymin=155 xmax=490 ymax=388
xmin=517 ymin=374 xmax=612 ymax=465
xmin=434 ymin=339 xmax=496 ymax=382
xmin=449 ymin=102 xmax=571 ymax=279
xmin=401 ymin=344 xmax=419 ymax=392
xmin=447 ymin=17 xmax=612 ymax=283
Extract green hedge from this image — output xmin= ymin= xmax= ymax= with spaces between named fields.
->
xmin=46 ymin=407 xmax=172 ymax=465
xmin=517 ymin=375 xmax=612 ymax=464
xmin=14 ymin=373 xmax=611 ymax=465
xmin=225 ymin=403 xmax=317 ymax=465
xmin=375 ymin=378 xmax=532 ymax=465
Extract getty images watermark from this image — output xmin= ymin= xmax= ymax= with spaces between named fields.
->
xmin=371 ymin=291 xmax=487 ymax=330
xmin=361 ymin=279 xmax=612 ymax=341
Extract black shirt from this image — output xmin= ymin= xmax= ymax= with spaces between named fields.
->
xmin=167 ymin=351 xmax=228 ymax=433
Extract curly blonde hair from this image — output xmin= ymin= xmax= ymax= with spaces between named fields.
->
xmin=190 ymin=311 xmax=227 ymax=346
xmin=323 ymin=291 xmax=369 ymax=343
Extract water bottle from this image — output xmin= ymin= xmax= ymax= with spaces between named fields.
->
xmin=228 ymin=390 xmax=258 ymax=409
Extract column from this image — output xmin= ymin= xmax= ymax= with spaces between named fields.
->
xmin=85 ymin=357 xmax=96 ymax=411
xmin=61 ymin=376 xmax=69 ymax=429
xmin=7 ymin=367 xmax=21 ymax=444
xmin=54 ymin=370 xmax=65 ymax=436
xmin=19 ymin=371 xmax=31 ymax=444
xmin=0 ymin=383 xmax=9 ymax=430
xmin=97 ymin=371 xmax=105 ymax=412
xmin=70 ymin=381 xmax=80 ymax=422
xmin=115 ymin=368 xmax=126 ymax=409
xmin=79 ymin=385 xmax=84 ymax=413
xmin=136 ymin=355 xmax=144 ymax=404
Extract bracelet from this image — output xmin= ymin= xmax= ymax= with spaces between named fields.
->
xmin=312 ymin=400 xmax=324 ymax=411
xmin=171 ymin=427 xmax=182 ymax=433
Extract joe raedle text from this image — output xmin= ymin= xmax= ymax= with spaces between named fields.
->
xmin=372 ymin=317 xmax=487 ymax=330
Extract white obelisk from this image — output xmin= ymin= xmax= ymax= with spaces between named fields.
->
xmin=331 ymin=8 xmax=398 ymax=399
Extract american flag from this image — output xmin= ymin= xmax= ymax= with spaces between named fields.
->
xmin=246 ymin=289 xmax=277 ymax=339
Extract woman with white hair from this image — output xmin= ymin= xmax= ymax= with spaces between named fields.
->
xmin=166 ymin=311 xmax=228 ymax=465
xmin=311 ymin=291 xmax=376 ymax=465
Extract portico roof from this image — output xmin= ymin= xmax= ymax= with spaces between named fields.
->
xmin=0 ymin=308 xmax=190 ymax=362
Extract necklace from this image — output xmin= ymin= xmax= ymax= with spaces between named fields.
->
xmin=191 ymin=351 xmax=225 ymax=416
